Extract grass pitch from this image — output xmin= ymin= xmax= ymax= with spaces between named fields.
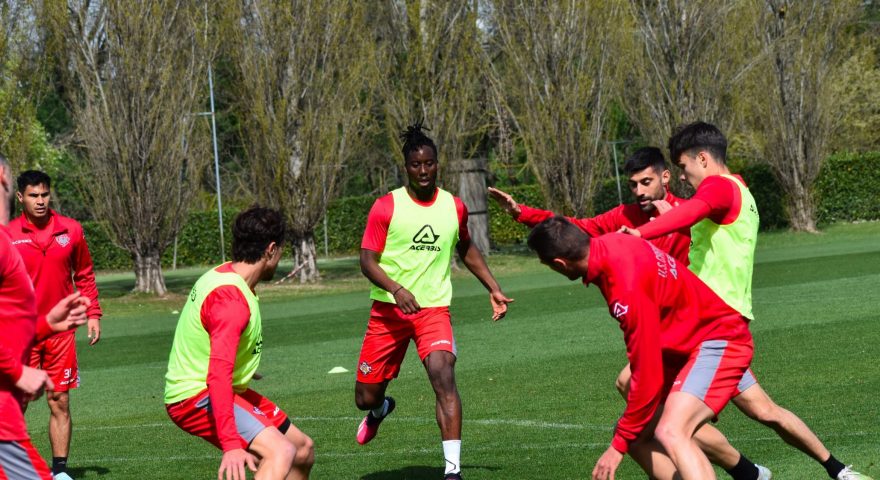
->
xmin=25 ymin=222 xmax=880 ymax=479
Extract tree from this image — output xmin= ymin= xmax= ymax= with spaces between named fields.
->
xmin=746 ymin=0 xmax=862 ymax=231
xmin=488 ymin=1 xmax=620 ymax=216
xmin=0 ymin=0 xmax=48 ymax=170
xmin=50 ymin=0 xmax=212 ymax=294
xmin=373 ymin=0 xmax=492 ymax=251
xmin=620 ymin=0 xmax=758 ymax=154
xmin=229 ymin=0 xmax=376 ymax=282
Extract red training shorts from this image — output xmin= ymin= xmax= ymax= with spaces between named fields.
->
xmin=28 ymin=332 xmax=79 ymax=392
xmin=669 ymin=339 xmax=754 ymax=415
xmin=357 ymin=301 xmax=456 ymax=383
xmin=166 ymin=388 xmax=290 ymax=450
xmin=0 ymin=439 xmax=52 ymax=480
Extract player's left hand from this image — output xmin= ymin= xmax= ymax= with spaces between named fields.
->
xmin=617 ymin=225 xmax=642 ymax=238
xmin=592 ymin=446 xmax=623 ymax=480
xmin=87 ymin=317 xmax=101 ymax=345
xmin=47 ymin=292 xmax=91 ymax=333
xmin=489 ymin=290 xmax=514 ymax=321
xmin=651 ymin=199 xmax=674 ymax=214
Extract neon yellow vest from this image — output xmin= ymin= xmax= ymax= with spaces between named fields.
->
xmin=370 ymin=187 xmax=459 ymax=307
xmin=689 ymin=175 xmax=759 ymax=320
xmin=164 ymin=265 xmax=262 ymax=404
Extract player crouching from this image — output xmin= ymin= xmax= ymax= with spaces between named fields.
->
xmin=164 ymin=206 xmax=314 ymax=480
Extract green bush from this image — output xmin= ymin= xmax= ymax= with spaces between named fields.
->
xmin=815 ymin=152 xmax=880 ymax=224
xmin=313 ymin=195 xmax=375 ymax=254
xmin=727 ymin=159 xmax=788 ymax=230
xmin=84 ymin=208 xmax=239 ymax=271
xmin=488 ymin=184 xmax=545 ymax=245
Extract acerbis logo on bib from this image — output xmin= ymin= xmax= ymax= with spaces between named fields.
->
xmin=410 ymin=225 xmax=441 ymax=251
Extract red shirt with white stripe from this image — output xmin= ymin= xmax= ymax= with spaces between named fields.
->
xmin=7 ymin=210 xmax=102 ymax=323
xmin=583 ymin=233 xmax=750 ymax=454
xmin=636 ymin=175 xmax=745 ymax=240
xmin=517 ymin=191 xmax=691 ymax=265
xmin=361 ymin=188 xmax=471 ymax=252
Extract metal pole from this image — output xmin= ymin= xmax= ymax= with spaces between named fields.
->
xmin=205 ymin=4 xmax=225 ymax=262
xmin=611 ymin=142 xmax=623 ymax=205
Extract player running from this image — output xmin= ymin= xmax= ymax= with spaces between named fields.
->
xmin=620 ymin=121 xmax=872 ymax=480
xmin=165 ymin=206 xmax=314 ymax=480
xmin=8 ymin=171 xmax=102 ymax=480
xmin=491 ymin=147 xmax=774 ymax=480
xmin=355 ymin=123 xmax=513 ymax=480
xmin=528 ymin=217 xmax=754 ymax=480
xmin=0 ymin=156 xmax=91 ymax=480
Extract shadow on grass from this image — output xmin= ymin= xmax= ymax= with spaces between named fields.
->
xmin=360 ymin=464 xmax=500 ymax=480
xmin=68 ymin=465 xmax=111 ymax=477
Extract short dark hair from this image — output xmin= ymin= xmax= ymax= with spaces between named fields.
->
xmin=231 ymin=205 xmax=286 ymax=263
xmin=623 ymin=147 xmax=667 ymax=175
xmin=400 ymin=122 xmax=437 ymax=162
xmin=668 ymin=121 xmax=727 ymax=164
xmin=527 ymin=216 xmax=590 ymax=262
xmin=17 ymin=170 xmax=51 ymax=193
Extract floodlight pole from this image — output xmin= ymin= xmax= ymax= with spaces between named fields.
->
xmin=204 ymin=3 xmax=225 ymax=263
xmin=608 ymin=140 xmax=625 ymax=206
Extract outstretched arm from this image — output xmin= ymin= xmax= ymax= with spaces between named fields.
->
xmin=456 ymin=239 xmax=513 ymax=321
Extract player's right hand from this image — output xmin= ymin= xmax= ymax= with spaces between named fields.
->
xmin=488 ymin=187 xmax=522 ymax=218
xmin=392 ymin=287 xmax=421 ymax=314
xmin=47 ymin=292 xmax=91 ymax=333
xmin=15 ymin=366 xmax=54 ymax=402
xmin=218 ymin=448 xmax=257 ymax=480
xmin=591 ymin=445 xmax=623 ymax=480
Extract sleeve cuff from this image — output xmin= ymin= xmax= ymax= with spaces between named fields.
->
xmin=611 ymin=434 xmax=629 ymax=454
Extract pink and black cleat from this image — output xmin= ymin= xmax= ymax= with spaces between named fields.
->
xmin=356 ymin=396 xmax=396 ymax=445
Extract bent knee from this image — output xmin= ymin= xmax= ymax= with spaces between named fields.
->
xmin=294 ymin=436 xmax=315 ymax=465
xmin=654 ymin=422 xmax=688 ymax=449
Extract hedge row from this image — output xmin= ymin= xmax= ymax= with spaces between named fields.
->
xmin=82 ymin=152 xmax=879 ymax=269
xmin=83 ymin=209 xmax=238 ymax=271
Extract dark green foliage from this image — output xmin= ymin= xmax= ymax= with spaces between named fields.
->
xmin=312 ymin=195 xmax=375 ymax=255
xmin=728 ymin=159 xmax=789 ymax=230
xmin=815 ymin=151 xmax=880 ymax=224
xmin=83 ymin=209 xmax=239 ymax=270
xmin=488 ymin=184 xmax=544 ymax=246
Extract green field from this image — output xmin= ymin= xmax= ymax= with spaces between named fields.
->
xmin=25 ymin=222 xmax=880 ymax=479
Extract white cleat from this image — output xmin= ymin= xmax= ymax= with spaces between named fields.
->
xmin=53 ymin=473 xmax=75 ymax=480
xmin=838 ymin=466 xmax=874 ymax=480
xmin=756 ymin=464 xmax=773 ymax=480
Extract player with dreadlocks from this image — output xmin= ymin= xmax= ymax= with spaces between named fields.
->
xmin=354 ymin=123 xmax=513 ymax=479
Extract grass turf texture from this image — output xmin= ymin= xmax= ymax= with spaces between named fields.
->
xmin=25 ymin=222 xmax=880 ymax=479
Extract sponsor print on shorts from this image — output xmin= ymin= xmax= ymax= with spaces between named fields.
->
xmin=359 ymin=361 xmax=373 ymax=376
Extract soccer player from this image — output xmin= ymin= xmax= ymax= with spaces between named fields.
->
xmin=491 ymin=147 xmax=771 ymax=480
xmin=355 ymin=123 xmax=513 ymax=480
xmin=7 ymin=170 xmax=102 ymax=480
xmin=620 ymin=121 xmax=872 ymax=480
xmin=165 ymin=206 xmax=314 ymax=480
xmin=0 ymin=156 xmax=91 ymax=480
xmin=528 ymin=217 xmax=754 ymax=480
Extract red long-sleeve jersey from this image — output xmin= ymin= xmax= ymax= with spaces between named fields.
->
xmin=583 ymin=233 xmax=751 ymax=453
xmin=7 ymin=210 xmax=102 ymax=323
xmin=516 ymin=191 xmax=691 ymax=265
xmin=198 ymin=263 xmax=254 ymax=451
xmin=0 ymin=226 xmax=39 ymax=441
xmin=636 ymin=175 xmax=745 ymax=240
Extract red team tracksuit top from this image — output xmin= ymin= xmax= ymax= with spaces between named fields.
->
xmin=517 ymin=191 xmax=692 ymax=265
xmin=584 ymin=233 xmax=751 ymax=453
xmin=7 ymin=210 xmax=102 ymax=323
xmin=0 ymin=226 xmax=66 ymax=441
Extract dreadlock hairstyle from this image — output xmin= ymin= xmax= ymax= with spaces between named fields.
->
xmin=399 ymin=122 xmax=437 ymax=162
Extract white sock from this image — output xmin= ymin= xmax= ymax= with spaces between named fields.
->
xmin=370 ymin=398 xmax=388 ymax=418
xmin=443 ymin=440 xmax=461 ymax=475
